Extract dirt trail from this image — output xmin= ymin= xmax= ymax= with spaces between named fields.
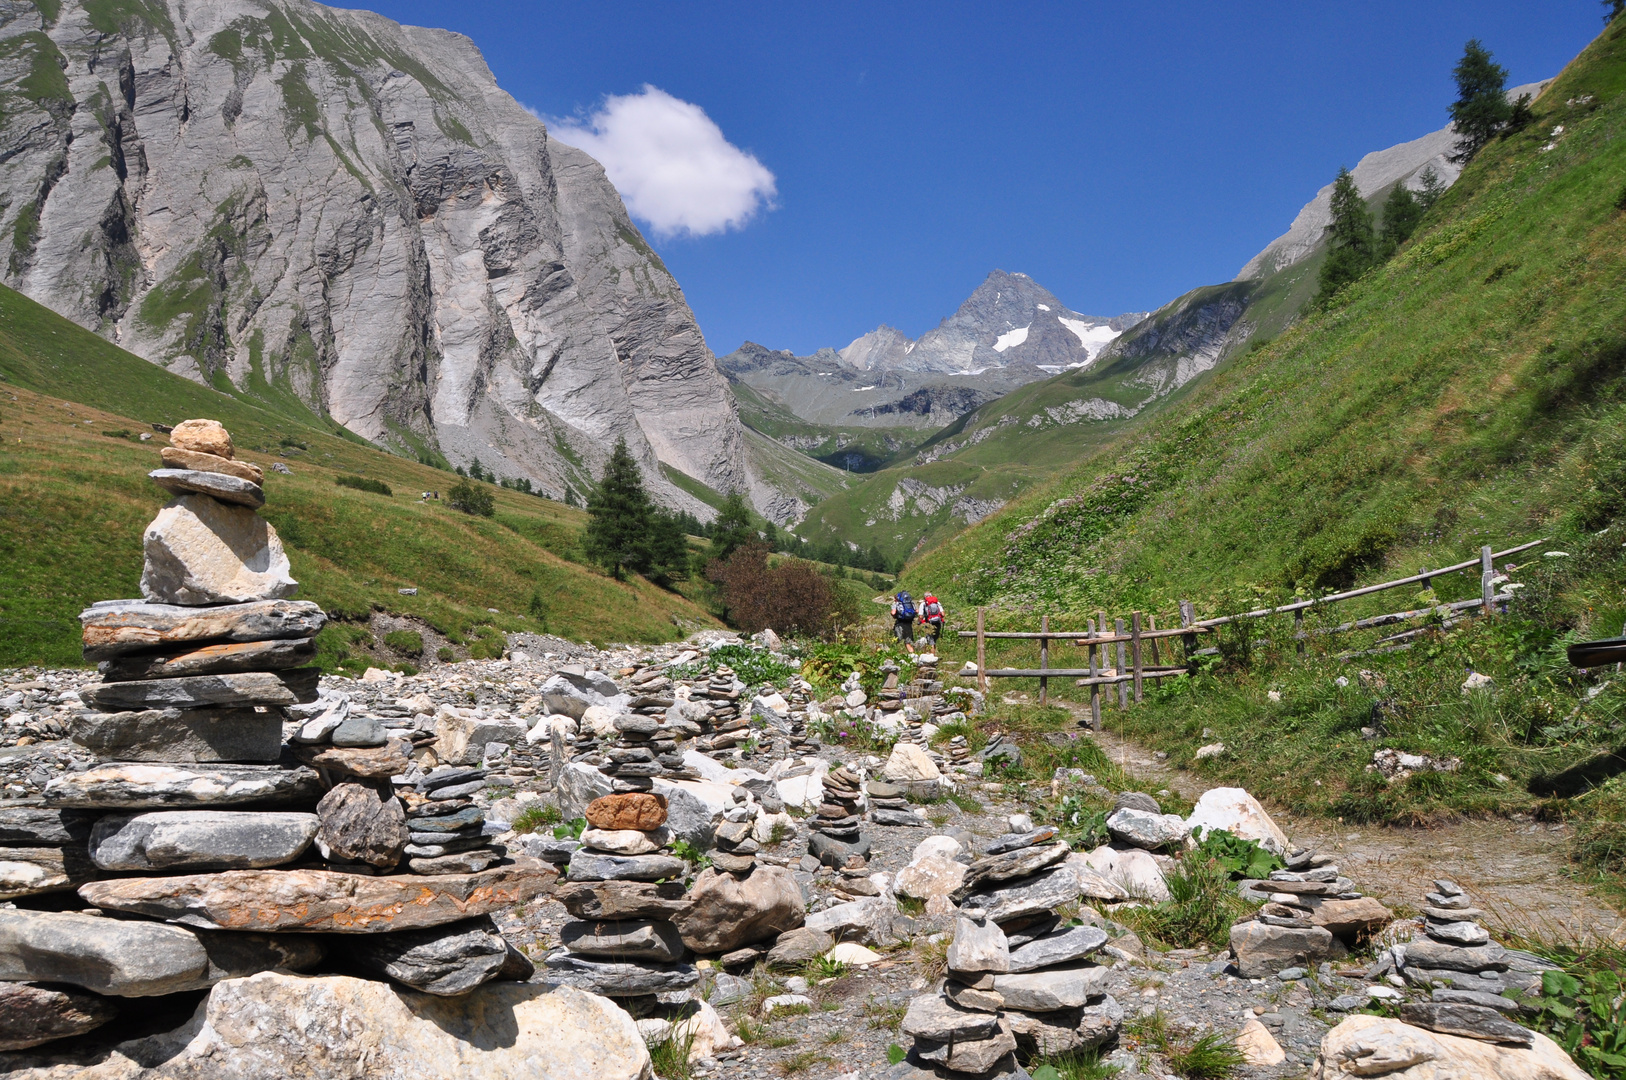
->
xmin=1081 ymin=713 xmax=1626 ymax=947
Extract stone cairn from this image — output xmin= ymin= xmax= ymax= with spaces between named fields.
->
xmin=900 ymin=828 xmax=1121 ymax=1073
xmin=0 ymin=420 xmax=550 ymax=1054
xmin=711 ymin=787 xmax=761 ymax=874
xmin=544 ymin=791 xmax=700 ymax=1003
xmin=808 ymin=763 xmax=869 ymax=868
xmin=1368 ymin=879 xmax=1556 ymax=1046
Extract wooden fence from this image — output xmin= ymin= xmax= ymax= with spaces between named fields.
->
xmin=958 ymin=538 xmax=1544 ymax=728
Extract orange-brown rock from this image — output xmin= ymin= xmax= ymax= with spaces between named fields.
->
xmin=585 ymin=793 xmax=668 ymax=831
xmin=78 ymin=860 xmax=555 ymax=932
xmin=160 ymin=447 xmax=264 ymax=485
xmin=169 ymin=419 xmax=235 ymax=459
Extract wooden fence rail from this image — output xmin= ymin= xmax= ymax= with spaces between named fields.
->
xmin=957 ymin=538 xmax=1543 ymax=728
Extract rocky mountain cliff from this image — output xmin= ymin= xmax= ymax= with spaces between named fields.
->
xmin=0 ymin=0 xmax=752 ymax=516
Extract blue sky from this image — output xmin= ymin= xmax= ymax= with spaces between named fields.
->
xmin=362 ymin=2 xmax=1602 ymax=356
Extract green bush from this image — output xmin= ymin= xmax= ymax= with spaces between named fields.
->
xmin=705 ymin=643 xmax=798 ymax=688
xmin=552 ymin=816 xmax=587 ymax=840
xmin=436 ymin=646 xmax=455 ymax=662
xmin=1533 ymin=966 xmax=1626 ymax=1078
xmin=1191 ymin=828 xmax=1284 ymax=879
xmin=382 ymin=629 xmax=423 ymax=656
xmin=335 ymin=474 xmax=392 ymax=496
xmin=449 ymin=477 xmax=495 ymax=517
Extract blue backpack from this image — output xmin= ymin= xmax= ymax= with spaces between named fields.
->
xmin=896 ymin=593 xmax=917 ymax=620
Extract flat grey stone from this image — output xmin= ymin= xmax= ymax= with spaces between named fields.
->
xmin=518 ymin=837 xmax=581 ymax=864
xmin=82 ymin=668 xmax=321 ymax=712
xmin=404 ymin=834 xmax=490 ymax=858
xmin=1404 ymin=938 xmax=1508 ymax=973
xmin=914 ymin=1016 xmax=1019 ymax=1073
xmin=993 ymin=964 xmax=1109 ymax=1011
xmin=90 ymin=810 xmax=318 ymax=870
xmin=1426 ymin=920 xmax=1491 ymax=946
xmin=948 ymin=915 xmax=1010 ymax=975
xmin=149 ymin=467 xmax=265 ymax=508
xmin=410 ymin=806 xmax=485 ymax=833
xmin=870 ymin=808 xmax=927 ymax=827
xmin=1105 ymin=807 xmax=1188 ymax=849
xmin=1328 ymin=994 xmax=1366 ymax=1011
xmin=1229 ymin=921 xmax=1342 ymax=978
xmin=901 ymin=993 xmax=1003 ymax=1041
xmin=808 ymin=831 xmax=872 ymax=868
xmin=566 ymin=851 xmax=687 ymax=882
xmin=341 ymin=916 xmax=511 ymax=995
xmin=331 ymin=715 xmax=388 ymax=748
xmin=98 ymin=637 xmax=315 ymax=681
xmin=1400 ymin=1001 xmax=1534 ymax=1046
xmin=542 ymin=950 xmax=699 ymax=996
xmin=765 ymin=926 xmax=835 ymax=969
xmin=1433 ymin=987 xmax=1523 ymax=1013
xmin=961 ymin=866 xmax=1085 ymax=924
xmin=79 ymin=598 xmax=325 ymax=662
xmin=44 ymin=763 xmax=323 ymax=809
xmin=1006 ymin=926 xmax=1109 ymax=972
xmin=960 ymin=842 xmax=1071 ymax=893
xmin=984 ymin=828 xmax=1058 ymax=855
xmin=0 ymin=909 xmax=323 ymax=997
xmin=70 ymin=707 xmax=284 ymax=762
xmin=0 ymin=807 xmax=97 ymax=846
xmin=417 ymin=767 xmax=487 ymax=792
xmin=0 ymin=845 xmax=99 ymax=900
xmin=560 ymin=918 xmax=686 ymax=961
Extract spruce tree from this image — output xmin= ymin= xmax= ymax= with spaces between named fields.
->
xmin=647 ymin=510 xmax=692 ymax=585
xmin=584 ymin=438 xmax=655 ymax=579
xmin=1314 ymin=167 xmax=1377 ymax=307
xmin=1448 ymin=40 xmax=1511 ymax=164
xmin=707 ymin=492 xmax=756 ymax=562
xmin=1415 ymin=165 xmax=1446 ymax=212
xmin=1378 ymin=185 xmax=1424 ymax=256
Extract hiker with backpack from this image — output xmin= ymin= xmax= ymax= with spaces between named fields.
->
xmin=891 ymin=591 xmax=918 ymax=650
xmin=921 ymin=594 xmax=946 ymax=647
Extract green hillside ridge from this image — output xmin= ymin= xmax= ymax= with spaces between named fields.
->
xmin=0 ymin=282 xmax=720 ymax=668
xmin=901 ymin=22 xmax=1626 ymax=848
xmin=729 ymin=377 xmax=931 ymax=472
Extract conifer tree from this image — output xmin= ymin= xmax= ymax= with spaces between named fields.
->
xmin=584 ymin=438 xmax=655 ymax=579
xmin=707 ymin=491 xmax=756 ymax=563
xmin=1449 ymin=40 xmax=1511 ymax=164
xmin=1378 ymin=184 xmax=1424 ymax=256
xmin=1415 ymin=165 xmax=1446 ymax=212
xmin=1314 ymin=167 xmax=1377 ymax=307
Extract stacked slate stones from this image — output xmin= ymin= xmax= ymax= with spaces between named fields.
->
xmin=699 ymin=666 xmax=751 ymax=752
xmin=602 ymin=713 xmax=665 ymax=791
xmin=396 ymin=766 xmax=505 ymax=874
xmin=866 ymin=777 xmax=919 ymax=826
xmin=545 ymin=792 xmax=699 ymax=1001
xmin=876 ymin=662 xmax=905 ymax=715
xmin=0 ymin=421 xmax=551 ymax=1054
xmin=901 ymin=832 xmax=1120 ymax=1072
xmin=808 ymin=764 xmax=869 ymax=868
xmin=710 ymin=787 xmax=760 ymax=874
xmin=1378 ymin=879 xmax=1554 ymax=1045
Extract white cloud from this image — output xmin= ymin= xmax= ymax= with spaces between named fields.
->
xmin=549 ymin=85 xmax=776 ymax=238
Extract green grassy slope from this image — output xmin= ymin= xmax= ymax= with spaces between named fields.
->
xmin=898 ymin=22 xmax=1626 ymax=841
xmin=729 ymin=379 xmax=931 ymax=473
xmin=0 ymin=284 xmax=720 ymax=667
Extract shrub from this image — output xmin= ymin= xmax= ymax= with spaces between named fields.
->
xmin=100 ymin=428 xmax=132 ymax=439
xmin=1191 ymin=828 xmax=1283 ymax=879
xmin=1532 ymin=965 xmax=1626 ymax=1078
xmin=382 ymin=629 xmax=423 ymax=657
xmin=706 ymin=543 xmax=860 ymax=640
xmin=335 ymin=474 xmax=392 ymax=496
xmin=436 ymin=646 xmax=454 ymax=662
xmin=448 ymin=478 xmax=495 ymax=516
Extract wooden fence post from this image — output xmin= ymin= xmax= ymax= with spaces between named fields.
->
xmin=1038 ymin=614 xmax=1050 ymax=706
xmin=1131 ymin=612 xmax=1144 ymax=704
xmin=1294 ymin=608 xmax=1306 ymax=656
xmin=1480 ymin=546 xmax=1495 ymax=618
xmin=1147 ymin=614 xmax=1163 ymax=666
xmin=976 ymin=608 xmax=987 ymax=695
xmin=1087 ymin=617 xmax=1101 ymax=730
xmin=1115 ymin=617 xmax=1128 ymax=709
xmin=1179 ymin=600 xmax=1195 ymax=666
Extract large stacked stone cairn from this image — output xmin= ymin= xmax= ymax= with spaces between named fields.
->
xmin=545 ymin=791 xmax=700 ymax=1002
xmin=1228 ymin=843 xmax=1392 ymax=978
xmin=699 ymin=665 xmax=751 ymax=752
xmin=901 ymin=829 xmax=1121 ymax=1072
xmin=808 ymin=763 xmax=870 ymax=868
xmin=0 ymin=419 xmax=550 ymax=1054
xmin=1367 ymin=880 xmax=1555 ymax=1045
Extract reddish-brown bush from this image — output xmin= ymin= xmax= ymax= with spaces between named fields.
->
xmin=706 ymin=543 xmax=858 ymax=640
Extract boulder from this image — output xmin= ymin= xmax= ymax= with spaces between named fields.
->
xmin=585 ymin=793 xmax=668 ymax=831
xmin=1185 ymin=787 xmax=1290 ymax=854
xmin=149 ymin=468 xmax=265 ymax=509
xmin=538 ymin=673 xmax=627 ymax=720
xmin=883 ymin=743 xmax=943 ymax=783
xmin=78 ymin=862 xmax=552 ymax=932
xmin=1314 ymin=1013 xmax=1587 ymax=1080
xmin=562 ymin=918 xmax=687 ymax=961
xmin=0 ymin=909 xmax=322 ymax=996
xmin=766 ymin=927 xmax=835 ymax=968
xmin=169 ymin=418 xmax=235 ymax=458
xmin=1230 ymin=920 xmax=1344 ymax=978
xmin=81 ymin=669 xmax=321 ymax=712
xmin=90 ymin=810 xmax=318 ymax=871
xmin=0 ymin=982 xmax=119 ymax=1051
xmin=1080 ymin=845 xmax=1170 ymax=902
xmin=78 ymin=598 xmax=325 ymax=662
xmin=1236 ymin=1018 xmax=1287 ymax=1066
xmin=98 ymin=637 xmax=315 ymax=681
xmin=1105 ymin=806 xmax=1190 ymax=850
xmin=651 ymin=777 xmax=733 ymax=850
xmin=1060 ymin=853 xmax=1131 ymax=902
xmin=674 ymin=865 xmax=805 ymax=954
xmin=340 ymin=916 xmax=513 ymax=995
xmin=434 ymin=713 xmax=527 ymax=766
xmin=776 ymin=761 xmax=828 ymax=812
xmin=68 ymin=972 xmax=653 ymax=1079
xmin=948 ymin=915 xmax=1010 ymax=974
xmin=70 ymin=706 xmax=284 ymax=762
xmin=314 ymin=782 xmax=408 ymax=868
xmin=803 ymin=895 xmax=903 ymax=947
xmin=895 ymin=854 xmax=967 ymax=901
xmin=141 ymin=494 xmax=298 ymax=606
xmin=556 ymin=761 xmax=615 ymax=819
xmin=808 ymin=831 xmax=873 ymax=868
xmin=43 ymin=763 xmax=323 ymax=809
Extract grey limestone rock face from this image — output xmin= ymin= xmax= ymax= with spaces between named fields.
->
xmin=89 ymin=810 xmax=318 ymax=871
xmin=0 ymin=0 xmax=760 ymax=521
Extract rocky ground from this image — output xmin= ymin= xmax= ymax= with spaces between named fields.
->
xmin=3 ymin=632 xmax=1616 ymax=1080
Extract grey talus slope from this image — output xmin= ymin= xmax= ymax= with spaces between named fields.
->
xmin=0 ymin=0 xmax=750 ymax=515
